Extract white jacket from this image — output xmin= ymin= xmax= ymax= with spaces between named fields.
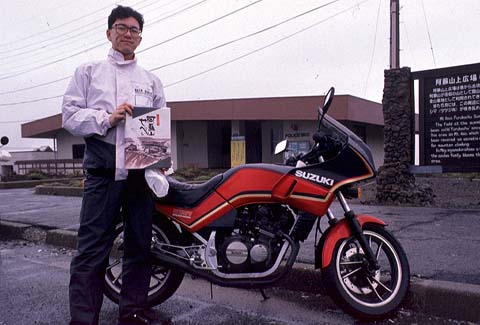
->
xmin=62 ymin=48 xmax=166 ymax=180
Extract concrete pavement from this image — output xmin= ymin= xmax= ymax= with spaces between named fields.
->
xmin=1 ymin=187 xmax=479 ymax=322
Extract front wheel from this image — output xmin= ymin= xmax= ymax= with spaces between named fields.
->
xmin=322 ymin=224 xmax=410 ymax=320
xmin=104 ymin=219 xmax=185 ymax=307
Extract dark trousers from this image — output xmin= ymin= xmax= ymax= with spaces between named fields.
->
xmin=69 ymin=170 xmax=153 ymax=325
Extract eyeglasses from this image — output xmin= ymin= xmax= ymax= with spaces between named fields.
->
xmin=112 ymin=23 xmax=142 ymax=37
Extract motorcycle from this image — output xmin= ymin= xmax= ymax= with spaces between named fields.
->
xmin=103 ymin=87 xmax=410 ymax=319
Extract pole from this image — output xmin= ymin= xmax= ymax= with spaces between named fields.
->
xmin=390 ymin=0 xmax=400 ymax=69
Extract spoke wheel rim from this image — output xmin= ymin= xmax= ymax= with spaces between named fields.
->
xmin=105 ymin=224 xmax=173 ymax=296
xmin=335 ymin=230 xmax=402 ymax=308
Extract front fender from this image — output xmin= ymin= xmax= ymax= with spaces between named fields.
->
xmin=315 ymin=215 xmax=387 ymax=269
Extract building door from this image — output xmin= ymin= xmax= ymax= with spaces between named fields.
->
xmin=207 ymin=121 xmax=231 ymax=168
xmin=245 ymin=121 xmax=262 ymax=163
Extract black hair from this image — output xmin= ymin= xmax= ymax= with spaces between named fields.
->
xmin=108 ymin=5 xmax=144 ymax=31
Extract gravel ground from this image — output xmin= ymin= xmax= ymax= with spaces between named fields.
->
xmin=357 ymin=175 xmax=480 ymax=208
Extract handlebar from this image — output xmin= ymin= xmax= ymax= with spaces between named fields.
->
xmin=289 ymin=132 xmax=342 ymax=166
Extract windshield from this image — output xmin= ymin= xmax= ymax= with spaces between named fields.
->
xmin=320 ymin=114 xmax=376 ymax=171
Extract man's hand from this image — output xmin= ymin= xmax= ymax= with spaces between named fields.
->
xmin=109 ymin=103 xmax=134 ymax=127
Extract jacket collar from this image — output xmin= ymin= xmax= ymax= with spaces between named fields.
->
xmin=108 ymin=48 xmax=137 ymax=66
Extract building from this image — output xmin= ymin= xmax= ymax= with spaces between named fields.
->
xmin=0 ymin=146 xmax=56 ymax=178
xmin=21 ymin=94 xmax=384 ymax=172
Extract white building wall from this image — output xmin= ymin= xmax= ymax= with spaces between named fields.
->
xmin=51 ymin=120 xmax=384 ymax=170
xmin=57 ymin=130 xmax=84 ymax=159
xmin=9 ymin=150 xmax=56 ymax=174
xmin=283 ymin=120 xmax=316 ymax=142
xmin=9 ymin=151 xmax=55 ymax=161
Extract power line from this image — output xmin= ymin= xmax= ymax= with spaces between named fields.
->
xmin=137 ymin=0 xmax=264 ymax=54
xmin=420 ymin=0 xmax=436 ymax=67
xmin=165 ymin=0 xmax=371 ymax=88
xmin=2 ymin=0 xmax=77 ymax=32
xmin=0 ymin=42 xmax=106 ymax=81
xmin=0 ymin=0 xmax=183 ymax=63
xmin=0 ymin=0 xmax=188 ymax=74
xmin=0 ymin=95 xmax=63 ymax=107
xmin=0 ymin=0 xmax=201 ymax=74
xmin=1 ymin=0 xmax=369 ymax=106
xmin=0 ymin=0 xmax=209 ymax=81
xmin=363 ymin=0 xmax=382 ymax=96
xmin=401 ymin=21 xmax=418 ymax=67
xmin=0 ymin=76 xmax=71 ymax=96
xmin=0 ymin=2 xmax=113 ymax=53
xmin=0 ymin=0 xmax=321 ymax=95
xmin=150 ymin=0 xmax=340 ymax=71
xmin=0 ymin=0 xmax=261 ymax=84
xmin=6 ymin=0 xmax=260 ymax=77
xmin=0 ymin=0 xmax=150 ymax=52
xmin=0 ymin=21 xmax=106 ymax=61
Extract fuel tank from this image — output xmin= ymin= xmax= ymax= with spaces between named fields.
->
xmin=156 ymin=163 xmax=336 ymax=231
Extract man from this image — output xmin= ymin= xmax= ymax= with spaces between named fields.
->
xmin=62 ymin=5 xmax=165 ymax=324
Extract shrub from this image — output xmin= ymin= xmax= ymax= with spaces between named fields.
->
xmin=26 ymin=170 xmax=49 ymax=180
xmin=173 ymin=167 xmax=224 ymax=182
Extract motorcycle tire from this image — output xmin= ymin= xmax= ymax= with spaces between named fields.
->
xmin=322 ymin=224 xmax=410 ymax=320
xmin=103 ymin=218 xmax=185 ymax=307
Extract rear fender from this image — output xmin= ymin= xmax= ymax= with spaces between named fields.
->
xmin=315 ymin=215 xmax=387 ymax=269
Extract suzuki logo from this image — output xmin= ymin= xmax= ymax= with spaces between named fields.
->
xmin=295 ymin=170 xmax=334 ymax=186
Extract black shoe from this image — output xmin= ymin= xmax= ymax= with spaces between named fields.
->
xmin=118 ymin=310 xmax=158 ymax=325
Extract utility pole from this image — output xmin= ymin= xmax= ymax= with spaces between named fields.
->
xmin=390 ymin=0 xmax=400 ymax=69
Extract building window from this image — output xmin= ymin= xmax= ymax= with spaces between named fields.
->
xmin=270 ymin=128 xmax=283 ymax=153
xmin=72 ymin=144 xmax=85 ymax=159
xmin=287 ymin=141 xmax=311 ymax=154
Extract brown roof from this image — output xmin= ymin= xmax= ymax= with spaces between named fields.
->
xmin=22 ymin=95 xmax=383 ymax=138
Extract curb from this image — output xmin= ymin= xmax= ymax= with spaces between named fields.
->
xmin=46 ymin=228 xmax=78 ymax=249
xmin=0 ymin=220 xmax=77 ymax=249
xmin=409 ymin=278 xmax=480 ymax=322
xmin=285 ymin=264 xmax=480 ymax=323
xmin=35 ymin=185 xmax=83 ymax=197
xmin=0 ymin=178 xmax=83 ymax=190
xmin=1 ymin=220 xmax=479 ymax=322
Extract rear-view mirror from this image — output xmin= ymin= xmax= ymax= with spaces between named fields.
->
xmin=274 ymin=140 xmax=288 ymax=155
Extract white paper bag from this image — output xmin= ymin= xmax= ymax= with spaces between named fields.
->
xmin=145 ymin=169 xmax=169 ymax=198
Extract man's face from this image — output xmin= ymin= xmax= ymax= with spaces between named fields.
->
xmin=107 ymin=17 xmax=142 ymax=60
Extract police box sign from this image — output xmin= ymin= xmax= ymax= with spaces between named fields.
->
xmin=413 ymin=63 xmax=480 ymax=173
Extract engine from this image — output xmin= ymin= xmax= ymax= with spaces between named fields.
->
xmin=216 ymin=204 xmax=294 ymax=273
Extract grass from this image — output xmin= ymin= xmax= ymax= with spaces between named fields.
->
xmin=30 ymin=167 xmax=226 ymax=187
xmin=172 ymin=166 xmax=225 ymax=182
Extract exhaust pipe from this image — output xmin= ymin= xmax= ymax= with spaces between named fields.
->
xmin=150 ymin=234 xmax=300 ymax=289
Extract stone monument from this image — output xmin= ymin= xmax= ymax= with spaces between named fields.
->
xmin=376 ymin=67 xmax=434 ymax=205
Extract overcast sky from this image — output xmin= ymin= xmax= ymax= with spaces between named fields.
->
xmin=0 ymin=0 xmax=479 ymax=150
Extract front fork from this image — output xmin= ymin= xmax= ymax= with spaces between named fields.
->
xmin=334 ymin=191 xmax=380 ymax=271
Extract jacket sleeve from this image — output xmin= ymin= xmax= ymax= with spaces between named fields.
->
xmin=62 ymin=65 xmax=111 ymax=137
xmin=152 ymin=74 xmax=167 ymax=108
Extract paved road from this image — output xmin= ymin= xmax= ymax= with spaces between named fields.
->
xmin=2 ymin=188 xmax=479 ymax=285
xmin=0 ymin=240 xmax=470 ymax=325
xmin=300 ymin=202 xmax=480 ymax=285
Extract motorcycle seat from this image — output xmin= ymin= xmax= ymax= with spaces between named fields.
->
xmin=155 ymin=174 xmax=223 ymax=208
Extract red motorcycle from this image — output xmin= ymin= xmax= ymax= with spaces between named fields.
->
xmin=104 ymin=87 xmax=410 ymax=319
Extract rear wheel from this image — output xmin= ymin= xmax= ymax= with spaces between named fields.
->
xmin=104 ymin=219 xmax=185 ymax=307
xmin=322 ymin=224 xmax=410 ymax=319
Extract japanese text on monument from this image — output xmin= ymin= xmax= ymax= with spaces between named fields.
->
xmin=424 ymin=73 xmax=480 ymax=171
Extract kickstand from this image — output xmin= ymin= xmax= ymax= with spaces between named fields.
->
xmin=210 ymin=282 xmax=214 ymax=300
xmin=259 ymin=288 xmax=269 ymax=300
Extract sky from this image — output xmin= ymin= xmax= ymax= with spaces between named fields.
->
xmin=0 ymin=0 xmax=479 ymax=151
